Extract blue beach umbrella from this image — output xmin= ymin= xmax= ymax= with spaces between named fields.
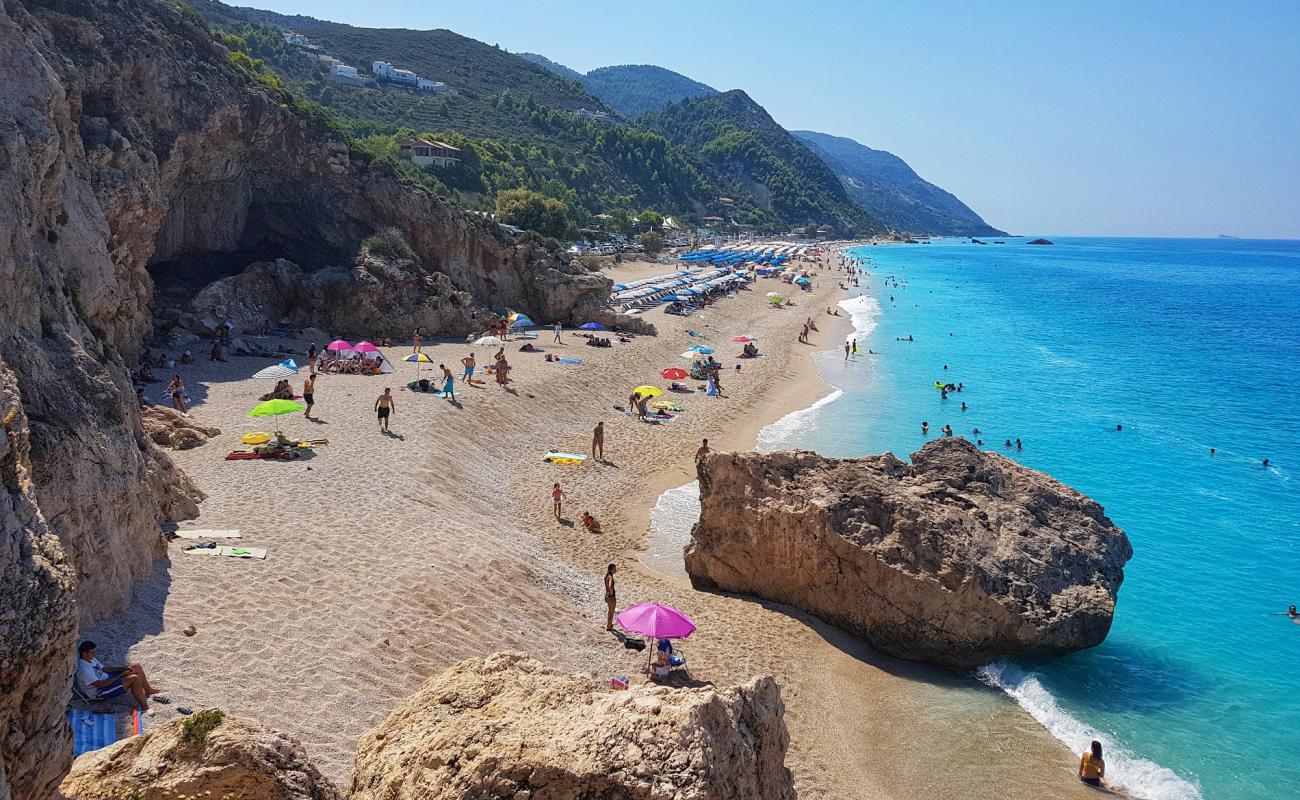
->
xmin=580 ymin=322 xmax=605 ymax=330
xmin=688 ymin=345 xmax=714 ymax=354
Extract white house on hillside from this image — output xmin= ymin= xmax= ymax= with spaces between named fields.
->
xmin=372 ymin=61 xmax=418 ymax=85
xmin=282 ymin=32 xmax=308 ymax=46
xmin=398 ymin=139 xmax=462 ymax=168
xmin=417 ymin=77 xmax=452 ymax=94
xmin=327 ymin=64 xmax=362 ymax=85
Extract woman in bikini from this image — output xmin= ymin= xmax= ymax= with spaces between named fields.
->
xmin=604 ymin=564 xmax=617 ymax=631
xmin=168 ymin=374 xmax=186 ymax=414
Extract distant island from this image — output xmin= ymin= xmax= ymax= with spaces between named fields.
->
xmin=1027 ymin=238 xmax=1054 ymax=245
xmin=1216 ymin=234 xmax=1240 ymax=239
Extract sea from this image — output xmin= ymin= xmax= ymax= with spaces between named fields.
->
xmin=647 ymin=237 xmax=1300 ymax=800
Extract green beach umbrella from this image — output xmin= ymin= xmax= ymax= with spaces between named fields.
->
xmin=248 ymin=399 xmax=305 ymax=417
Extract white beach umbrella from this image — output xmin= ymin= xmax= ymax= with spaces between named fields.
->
xmin=474 ymin=336 xmax=504 ymax=346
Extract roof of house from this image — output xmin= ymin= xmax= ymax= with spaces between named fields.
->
xmin=396 ymin=139 xmax=461 ymax=152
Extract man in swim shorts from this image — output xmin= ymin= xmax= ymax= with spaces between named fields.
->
xmin=461 ymin=352 xmax=476 ymax=383
xmin=375 ymin=388 xmax=395 ymax=431
xmin=75 ymin=641 xmax=162 ymax=711
xmin=302 ymin=373 xmax=316 ymax=419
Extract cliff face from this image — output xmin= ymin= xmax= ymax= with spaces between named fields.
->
xmin=0 ymin=0 xmax=608 ymax=795
xmin=685 ymin=439 xmax=1133 ymax=670
xmin=351 ymin=652 xmax=796 ymax=800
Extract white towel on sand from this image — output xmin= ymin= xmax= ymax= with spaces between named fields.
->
xmin=173 ymin=529 xmax=241 ymax=539
xmin=182 ymin=545 xmax=266 ymax=559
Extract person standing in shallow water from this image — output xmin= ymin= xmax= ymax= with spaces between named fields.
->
xmin=1078 ymin=740 xmax=1105 ymax=786
xmin=604 ymin=564 xmax=617 ymax=631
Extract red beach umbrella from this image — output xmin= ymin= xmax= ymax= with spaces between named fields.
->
xmin=660 ymin=368 xmax=688 ymax=380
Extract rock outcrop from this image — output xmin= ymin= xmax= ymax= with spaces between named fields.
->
xmin=59 ymin=711 xmax=342 ymax=800
xmin=0 ymin=0 xmax=623 ymax=792
xmin=0 ymin=368 xmax=79 ymax=800
xmin=351 ymin=652 xmax=796 ymax=800
xmin=685 ymin=439 xmax=1133 ymax=670
xmin=141 ymin=405 xmax=221 ymax=450
xmin=1026 ymin=238 xmax=1054 ymax=245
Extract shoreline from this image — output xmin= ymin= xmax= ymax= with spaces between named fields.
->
xmin=84 ymin=244 xmax=1099 ymax=798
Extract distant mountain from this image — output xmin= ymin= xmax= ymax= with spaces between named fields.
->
xmin=517 ymin=52 xmax=584 ymax=84
xmin=643 ymin=91 xmax=885 ymax=235
xmin=793 ymin=130 xmax=1004 ymax=236
xmin=582 ymin=65 xmax=720 ymax=118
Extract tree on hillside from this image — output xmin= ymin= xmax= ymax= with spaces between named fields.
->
xmin=638 ymin=230 xmax=664 ymax=254
xmin=496 ymin=188 xmax=570 ymax=239
xmin=639 ymin=210 xmax=663 ymax=231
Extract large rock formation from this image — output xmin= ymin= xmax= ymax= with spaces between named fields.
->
xmin=0 ymin=0 xmax=611 ymax=794
xmin=351 ymin=652 xmax=796 ymax=800
xmin=140 ymin=405 xmax=220 ymax=451
xmin=59 ymin=711 xmax=342 ymax=800
xmin=0 ymin=369 xmax=79 ymax=800
xmin=685 ymin=439 xmax=1133 ymax=670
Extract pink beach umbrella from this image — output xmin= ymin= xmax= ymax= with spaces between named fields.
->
xmin=616 ymin=602 xmax=696 ymax=640
xmin=352 ymin=341 xmax=380 ymax=353
xmin=325 ymin=339 xmax=352 ymax=352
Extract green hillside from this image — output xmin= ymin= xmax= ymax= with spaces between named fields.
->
xmin=793 ymin=130 xmax=1004 ymax=236
xmin=643 ymin=91 xmax=886 ymax=235
xmin=583 ymin=65 xmax=720 ymax=118
xmin=517 ymin=52 xmax=586 ymax=84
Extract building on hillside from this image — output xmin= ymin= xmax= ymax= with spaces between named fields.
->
xmin=327 ymin=64 xmax=362 ymax=85
xmin=282 ymin=32 xmax=308 ymax=46
xmin=701 ymin=216 xmax=724 ymax=227
xmin=316 ymin=54 xmax=341 ymax=66
xmin=398 ymin=139 xmax=462 ymax=168
xmin=718 ymin=197 xmax=735 ymax=206
xmin=417 ymin=77 xmax=453 ymax=94
xmin=372 ymin=61 xmax=418 ymax=85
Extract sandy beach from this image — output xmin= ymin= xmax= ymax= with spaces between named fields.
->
xmin=85 ymin=248 xmax=1100 ymax=798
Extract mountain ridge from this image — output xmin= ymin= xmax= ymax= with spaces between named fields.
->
xmin=793 ymin=130 xmax=1004 ymax=236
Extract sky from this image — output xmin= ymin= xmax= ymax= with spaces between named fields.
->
xmin=248 ymin=0 xmax=1300 ymax=238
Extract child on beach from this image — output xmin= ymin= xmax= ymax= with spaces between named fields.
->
xmin=552 ymin=483 xmax=566 ymax=519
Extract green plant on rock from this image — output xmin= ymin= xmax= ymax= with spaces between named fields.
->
xmin=179 ymin=708 xmax=224 ymax=745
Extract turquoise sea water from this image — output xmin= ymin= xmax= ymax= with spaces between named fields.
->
xmin=762 ymin=237 xmax=1300 ymax=800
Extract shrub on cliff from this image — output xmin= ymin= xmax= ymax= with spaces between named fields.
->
xmin=361 ymin=228 xmax=416 ymax=261
xmin=495 ymin=188 xmax=570 ymax=239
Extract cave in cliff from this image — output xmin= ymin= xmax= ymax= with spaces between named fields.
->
xmin=146 ymin=185 xmax=360 ymax=291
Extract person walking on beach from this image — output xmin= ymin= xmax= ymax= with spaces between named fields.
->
xmin=412 ymin=328 xmax=422 ymax=355
xmin=439 ymin=363 xmax=455 ymax=401
xmin=1078 ymin=740 xmax=1105 ymax=787
xmin=302 ymin=373 xmax=316 ymax=419
xmin=375 ymin=388 xmax=395 ymax=432
xmin=591 ymin=421 xmax=604 ymax=461
xmin=168 ymin=374 xmax=187 ymax=415
xmin=844 ymin=340 xmax=851 ymax=360
xmin=461 ymin=352 xmax=476 ymax=383
xmin=553 ymin=322 xmax=563 ymax=344
xmin=604 ymin=564 xmax=618 ymax=631
xmin=552 ymin=482 xmax=566 ymax=519
xmin=494 ymin=357 xmax=511 ymax=386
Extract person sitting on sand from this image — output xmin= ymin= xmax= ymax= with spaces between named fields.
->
xmin=1078 ymin=740 xmax=1105 ymax=786
xmin=76 ymin=641 xmax=163 ymax=711
xmin=580 ymin=511 xmax=602 ymax=533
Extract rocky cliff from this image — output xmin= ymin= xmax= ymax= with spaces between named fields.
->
xmin=351 ymin=652 xmax=796 ymax=800
xmin=0 ymin=0 xmax=609 ymax=795
xmin=685 ymin=439 xmax=1133 ymax=670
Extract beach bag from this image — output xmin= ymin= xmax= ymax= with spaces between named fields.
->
xmin=622 ymin=637 xmax=646 ymax=652
xmin=609 ymin=675 xmax=629 ymax=690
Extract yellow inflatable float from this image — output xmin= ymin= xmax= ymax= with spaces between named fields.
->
xmin=242 ymin=432 xmax=272 ymax=445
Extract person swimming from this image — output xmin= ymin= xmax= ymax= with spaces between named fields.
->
xmin=1015 ymin=438 xmax=1023 ymax=450
xmin=1288 ymin=605 xmax=1298 ymax=619
xmin=1004 ymin=439 xmax=1012 ymax=448
xmin=1263 ymin=458 xmax=1270 ymax=467
xmin=921 ymin=421 xmax=929 ymax=434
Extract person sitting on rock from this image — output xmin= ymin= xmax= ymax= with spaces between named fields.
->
xmin=75 ymin=641 xmax=164 ymax=711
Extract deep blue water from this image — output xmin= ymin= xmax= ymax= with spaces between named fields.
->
xmin=768 ymin=237 xmax=1300 ymax=800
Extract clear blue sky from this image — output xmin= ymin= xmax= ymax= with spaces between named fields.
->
xmin=252 ymin=0 xmax=1299 ymax=238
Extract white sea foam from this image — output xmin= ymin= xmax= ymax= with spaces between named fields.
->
xmin=639 ymin=480 xmax=700 ymax=579
xmin=978 ymin=661 xmax=1203 ymax=800
xmin=756 ymin=292 xmax=880 ymax=452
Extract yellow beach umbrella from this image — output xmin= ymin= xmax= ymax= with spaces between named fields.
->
xmin=632 ymin=385 xmax=664 ymax=398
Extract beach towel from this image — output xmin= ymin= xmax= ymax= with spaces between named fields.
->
xmin=183 ymin=545 xmax=268 ymax=559
xmin=67 ymin=708 xmax=138 ymax=756
xmin=173 ymin=529 xmax=240 ymax=540
xmin=555 ymin=357 xmax=583 ymax=365
xmin=543 ymin=451 xmax=588 ymax=464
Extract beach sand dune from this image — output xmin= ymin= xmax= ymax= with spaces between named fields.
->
xmin=85 ymin=253 xmax=1097 ymax=798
